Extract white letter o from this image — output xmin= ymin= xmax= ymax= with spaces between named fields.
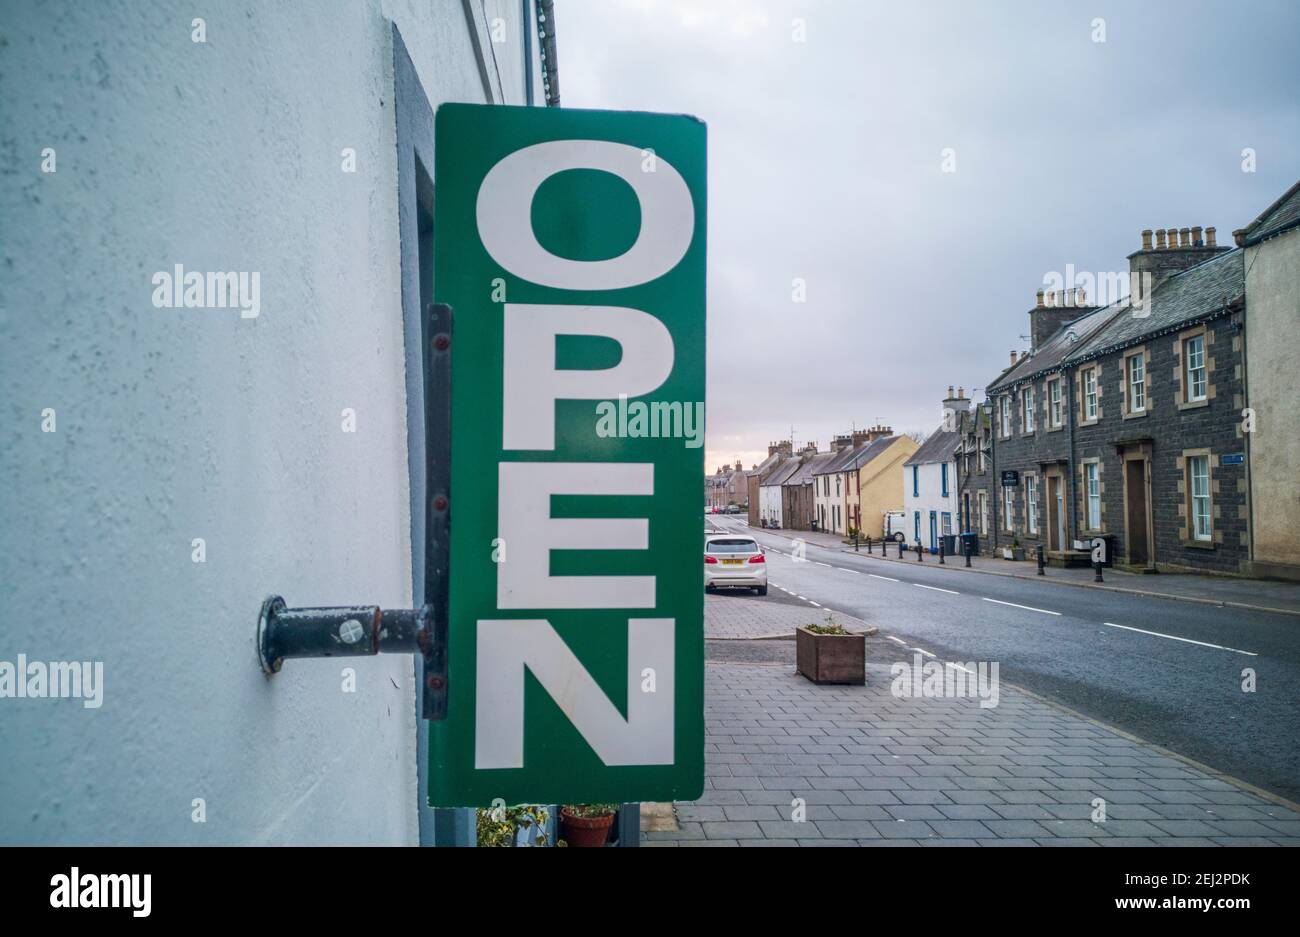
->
xmin=475 ymin=139 xmax=694 ymax=290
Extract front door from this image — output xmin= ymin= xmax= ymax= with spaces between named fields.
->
xmin=1047 ymin=474 xmax=1064 ymax=552
xmin=928 ymin=511 xmax=937 ymax=551
xmin=1125 ymin=458 xmax=1151 ymax=566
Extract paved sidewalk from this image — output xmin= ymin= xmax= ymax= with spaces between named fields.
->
xmin=744 ymin=523 xmax=1300 ymax=616
xmin=705 ymin=592 xmax=871 ymax=639
xmin=647 ymin=636 xmax=1300 ymax=846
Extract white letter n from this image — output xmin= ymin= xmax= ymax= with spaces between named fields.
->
xmin=475 ymin=618 xmax=675 ymax=768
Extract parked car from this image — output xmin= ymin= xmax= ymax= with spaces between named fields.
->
xmin=704 ymin=534 xmax=767 ymax=595
xmin=882 ymin=511 xmax=908 ymax=542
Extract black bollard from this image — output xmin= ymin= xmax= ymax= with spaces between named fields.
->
xmin=866 ymin=536 xmax=873 ymax=555
xmin=916 ymin=541 xmax=923 ymax=562
xmin=898 ymin=539 xmax=904 ymax=559
xmin=964 ymin=539 xmax=972 ymax=567
xmin=939 ymin=539 xmax=945 ymax=564
xmin=1037 ymin=544 xmax=1045 ymax=576
xmin=854 ymin=530 xmax=860 ymax=552
xmin=1094 ymin=559 xmax=1104 ymax=582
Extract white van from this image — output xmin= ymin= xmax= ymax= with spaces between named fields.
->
xmin=882 ymin=511 xmax=908 ymax=542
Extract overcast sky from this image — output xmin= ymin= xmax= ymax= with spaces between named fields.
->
xmin=555 ymin=0 xmax=1300 ymax=473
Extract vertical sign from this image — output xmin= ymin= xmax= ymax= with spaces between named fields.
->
xmin=431 ymin=104 xmax=706 ymax=806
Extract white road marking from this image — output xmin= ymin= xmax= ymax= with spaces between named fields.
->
xmin=911 ymin=648 xmax=936 ymax=658
xmin=814 ymin=561 xmax=832 ymax=567
xmin=981 ymin=597 xmax=1061 ymax=616
xmin=809 ymin=601 xmax=822 ymax=608
xmin=1103 ymin=622 xmax=1258 ymax=656
xmin=887 ymin=636 xmax=908 ymax=646
xmin=915 ymin=584 xmax=959 ymax=595
xmin=945 ymin=662 xmax=975 ymax=675
xmin=869 ymin=574 xmax=900 ymax=582
xmin=796 ymin=595 xmax=808 ymax=601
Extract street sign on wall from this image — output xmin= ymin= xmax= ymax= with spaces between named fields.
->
xmin=430 ymin=103 xmax=706 ymax=806
xmin=1001 ymin=470 xmax=1020 ymax=487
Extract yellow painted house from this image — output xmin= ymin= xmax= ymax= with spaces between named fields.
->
xmin=841 ymin=429 xmax=918 ymax=538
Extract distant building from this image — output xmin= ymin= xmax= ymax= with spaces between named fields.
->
xmin=981 ymin=194 xmax=1300 ymax=575
xmin=746 ymin=441 xmax=792 ymax=526
xmin=903 ymin=390 xmax=965 ymax=551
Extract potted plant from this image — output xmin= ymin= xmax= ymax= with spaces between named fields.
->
xmin=796 ymin=613 xmax=865 ymax=685
xmin=559 ymin=803 xmax=618 ymax=847
xmin=1003 ymin=537 xmax=1025 ymax=561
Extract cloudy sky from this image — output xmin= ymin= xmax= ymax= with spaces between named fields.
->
xmin=555 ymin=0 xmax=1299 ymax=473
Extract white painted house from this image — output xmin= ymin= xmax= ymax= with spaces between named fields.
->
xmin=759 ymin=456 xmax=801 ymax=527
xmin=902 ymin=393 xmax=967 ymax=552
xmin=0 ymin=0 xmax=553 ymax=846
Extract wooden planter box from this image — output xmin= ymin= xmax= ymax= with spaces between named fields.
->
xmin=796 ymin=627 xmax=865 ymax=685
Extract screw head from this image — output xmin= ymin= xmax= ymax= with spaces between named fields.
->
xmin=433 ymin=333 xmax=451 ymax=352
xmin=433 ymin=494 xmax=449 ymax=512
xmin=426 ymin=675 xmax=446 ymax=691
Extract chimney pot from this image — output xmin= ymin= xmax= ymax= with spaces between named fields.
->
xmin=1078 ymin=287 xmax=1087 ymax=305
xmin=1206 ymin=226 xmax=1217 ymax=247
xmin=1192 ymin=225 xmax=1203 ymax=246
xmin=948 ymin=385 xmax=954 ymax=398
xmin=1067 ymin=287 xmax=1077 ymax=306
xmin=1155 ymin=229 xmax=1167 ymax=249
xmin=1035 ymin=290 xmax=1045 ymax=308
xmin=1179 ymin=227 xmax=1191 ymax=248
xmin=958 ymin=386 xmax=965 ymax=398
xmin=1141 ymin=229 xmax=1153 ymax=250
xmin=1010 ymin=350 xmax=1018 ymax=366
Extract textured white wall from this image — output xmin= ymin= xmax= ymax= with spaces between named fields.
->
xmin=0 ymin=0 xmax=505 ymax=844
xmin=1245 ymin=230 xmax=1300 ymax=573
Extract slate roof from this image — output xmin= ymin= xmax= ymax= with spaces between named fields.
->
xmin=1240 ymin=179 xmax=1300 ymax=247
xmin=785 ymin=450 xmax=839 ymax=486
xmin=1064 ymin=248 xmax=1243 ymax=364
xmin=746 ymin=449 xmax=787 ymax=482
xmin=841 ymin=435 xmax=908 ymax=473
xmin=759 ymin=456 xmax=802 ymax=488
xmin=812 ymin=445 xmax=861 ymax=476
xmin=987 ymin=302 xmax=1127 ymax=394
xmin=905 ymin=425 xmax=960 ymax=466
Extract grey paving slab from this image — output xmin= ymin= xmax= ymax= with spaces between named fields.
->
xmin=649 ymin=612 xmax=1300 ymax=847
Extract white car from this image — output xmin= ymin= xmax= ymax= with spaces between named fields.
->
xmin=704 ymin=534 xmax=767 ymax=595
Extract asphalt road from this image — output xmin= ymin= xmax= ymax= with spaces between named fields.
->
xmin=711 ymin=515 xmax=1300 ymax=805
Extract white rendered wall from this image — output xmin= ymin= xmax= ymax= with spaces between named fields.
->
xmin=0 ymin=0 xmax=515 ymax=845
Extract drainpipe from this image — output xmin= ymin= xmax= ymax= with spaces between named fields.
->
xmin=1065 ymin=366 xmax=1078 ymax=546
xmin=1238 ymin=306 xmax=1253 ymax=570
xmin=990 ymin=405 xmax=998 ymax=554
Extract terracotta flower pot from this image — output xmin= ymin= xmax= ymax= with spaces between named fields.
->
xmin=560 ymin=808 xmax=616 ymax=847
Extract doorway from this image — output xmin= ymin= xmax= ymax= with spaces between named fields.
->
xmin=1046 ymin=473 xmax=1065 ymax=552
xmin=1124 ymin=456 xmax=1153 ymax=567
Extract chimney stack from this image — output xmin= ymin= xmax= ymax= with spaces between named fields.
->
xmin=1130 ymin=221 xmax=1230 ymax=293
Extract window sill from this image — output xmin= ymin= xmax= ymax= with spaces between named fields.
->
xmin=1122 ymin=409 xmax=1148 ymax=420
xmin=1177 ymin=398 xmax=1209 ymax=412
xmin=1182 ymin=539 xmax=1216 ymax=551
xmin=1046 ymin=424 xmax=1064 ymax=433
xmin=1078 ymin=418 xmax=1099 ymax=427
